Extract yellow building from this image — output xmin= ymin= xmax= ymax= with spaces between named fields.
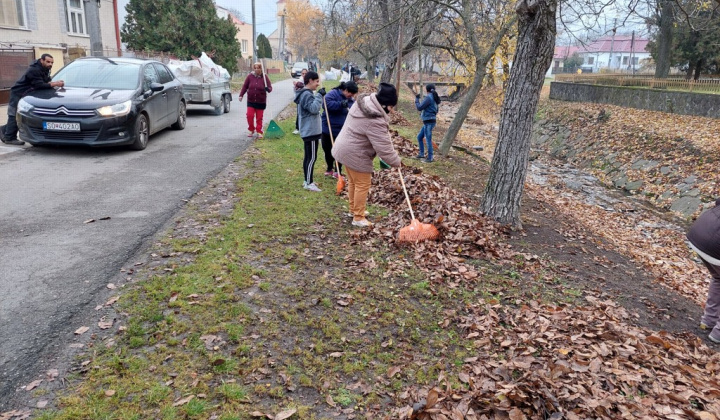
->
xmin=215 ymin=5 xmax=253 ymax=59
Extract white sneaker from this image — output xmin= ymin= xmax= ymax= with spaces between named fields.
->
xmin=292 ymin=129 xmax=299 ymax=135
xmin=256 ymin=132 xmax=264 ymax=139
xmin=346 ymin=211 xmax=370 ymax=218
xmin=303 ymin=182 xmax=322 ymax=192
xmin=247 ymin=131 xmax=255 ymax=138
xmin=351 ymin=219 xmax=373 ymax=227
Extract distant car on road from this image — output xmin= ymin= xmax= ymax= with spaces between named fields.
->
xmin=291 ymin=62 xmax=309 ymax=78
xmin=16 ymin=57 xmax=186 ymax=150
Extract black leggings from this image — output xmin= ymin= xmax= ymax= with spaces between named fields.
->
xmin=303 ymin=136 xmax=320 ymax=184
xmin=321 ymin=132 xmax=342 ymax=174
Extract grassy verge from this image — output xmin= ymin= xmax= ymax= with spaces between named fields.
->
xmin=35 ymin=98 xmax=582 ymax=419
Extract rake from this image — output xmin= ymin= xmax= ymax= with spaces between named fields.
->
xmin=322 ymin=95 xmax=346 ymax=195
xmin=397 ymin=167 xmax=439 ymax=242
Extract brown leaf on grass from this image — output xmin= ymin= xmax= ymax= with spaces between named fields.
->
xmin=46 ymin=369 xmax=58 ymax=381
xmin=328 ymin=352 xmax=344 ymax=358
xmin=326 ymin=394 xmax=337 ymax=407
xmin=169 ymin=292 xmax=178 ymax=303
xmin=98 ymin=319 xmax=113 ymax=330
xmin=274 ymin=408 xmax=297 ymax=420
xmin=426 ymin=388 xmax=439 ymax=409
xmin=74 ymin=326 xmax=89 ymax=335
xmin=212 ymin=358 xmax=226 ymax=366
xmin=104 ymin=390 xmax=115 ymax=397
xmin=105 ymin=296 xmax=119 ymax=306
xmin=36 ymin=400 xmax=48 ymax=409
xmin=387 ymin=366 xmax=402 ymax=378
xmin=172 ymin=395 xmax=194 ymax=407
xmin=249 ymin=412 xmax=266 ymax=418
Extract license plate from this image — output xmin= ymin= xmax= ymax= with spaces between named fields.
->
xmin=43 ymin=122 xmax=81 ymax=132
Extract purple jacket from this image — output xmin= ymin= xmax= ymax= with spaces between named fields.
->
xmin=239 ymin=73 xmax=272 ymax=108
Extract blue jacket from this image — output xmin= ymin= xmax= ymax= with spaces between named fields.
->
xmin=321 ymin=88 xmax=355 ymax=137
xmin=415 ymin=94 xmax=438 ymax=122
xmin=294 ymin=88 xmax=323 ymax=139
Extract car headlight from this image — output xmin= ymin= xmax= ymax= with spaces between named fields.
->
xmin=97 ymin=100 xmax=132 ymax=117
xmin=17 ymin=98 xmax=33 ymax=113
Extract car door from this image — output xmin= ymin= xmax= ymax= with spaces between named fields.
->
xmin=153 ymin=63 xmax=180 ymax=126
xmin=142 ymin=64 xmax=167 ymax=130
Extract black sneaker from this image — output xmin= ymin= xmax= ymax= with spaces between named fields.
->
xmin=421 ymin=158 xmax=434 ymax=163
xmin=413 ymin=154 xmax=425 ymax=159
xmin=1 ymin=138 xmax=25 ymax=146
xmin=0 ymin=125 xmax=6 ymax=141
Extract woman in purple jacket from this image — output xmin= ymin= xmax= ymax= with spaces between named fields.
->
xmin=687 ymin=198 xmax=720 ymax=343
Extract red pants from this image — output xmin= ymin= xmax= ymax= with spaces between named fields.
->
xmin=246 ymin=107 xmax=264 ymax=133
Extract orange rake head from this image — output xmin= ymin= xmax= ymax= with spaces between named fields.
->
xmin=335 ymin=175 xmax=346 ymax=195
xmin=398 ymin=219 xmax=440 ymax=242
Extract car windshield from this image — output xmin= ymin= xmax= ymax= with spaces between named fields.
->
xmin=53 ymin=60 xmax=140 ymax=90
xmin=294 ymin=62 xmax=308 ymax=69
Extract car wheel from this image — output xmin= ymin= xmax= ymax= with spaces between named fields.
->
xmin=223 ymin=94 xmax=231 ymax=113
xmin=172 ymin=101 xmax=187 ymax=130
xmin=214 ymin=96 xmax=225 ymax=116
xmin=130 ymin=114 xmax=149 ymax=150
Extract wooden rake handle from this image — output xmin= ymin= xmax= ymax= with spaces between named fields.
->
xmin=398 ymin=167 xmax=416 ymax=221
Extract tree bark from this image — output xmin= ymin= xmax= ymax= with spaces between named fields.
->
xmin=480 ymin=0 xmax=556 ymax=228
xmin=654 ymin=0 xmax=674 ymax=78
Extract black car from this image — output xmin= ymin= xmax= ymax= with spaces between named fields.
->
xmin=16 ymin=57 xmax=186 ymax=150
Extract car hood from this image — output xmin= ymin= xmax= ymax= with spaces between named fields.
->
xmin=21 ymin=87 xmax=136 ymax=110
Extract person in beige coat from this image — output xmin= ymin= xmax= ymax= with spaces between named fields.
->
xmin=332 ymin=83 xmax=402 ymax=227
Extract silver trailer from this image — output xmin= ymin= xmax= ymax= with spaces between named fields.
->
xmin=181 ymin=81 xmax=232 ymax=115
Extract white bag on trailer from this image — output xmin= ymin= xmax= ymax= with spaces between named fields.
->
xmin=168 ymin=52 xmax=230 ymax=84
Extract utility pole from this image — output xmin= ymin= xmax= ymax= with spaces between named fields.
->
xmin=279 ymin=9 xmax=286 ymax=62
xmin=251 ymin=0 xmax=257 ymax=61
xmin=84 ymin=0 xmax=103 ymax=56
xmin=630 ymin=30 xmax=635 ymax=75
xmin=608 ymin=18 xmax=616 ymax=71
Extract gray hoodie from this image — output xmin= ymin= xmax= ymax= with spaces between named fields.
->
xmin=294 ymin=88 xmax=323 ymax=139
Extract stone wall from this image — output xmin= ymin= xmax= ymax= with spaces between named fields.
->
xmin=549 ymin=82 xmax=720 ymax=119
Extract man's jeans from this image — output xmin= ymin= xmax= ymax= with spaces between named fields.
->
xmin=416 ymin=121 xmax=436 ymax=160
xmin=3 ymin=93 xmax=20 ymax=141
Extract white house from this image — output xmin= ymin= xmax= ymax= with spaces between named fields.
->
xmin=575 ymin=35 xmax=651 ymax=72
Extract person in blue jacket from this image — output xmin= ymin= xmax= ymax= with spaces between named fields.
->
xmin=321 ymin=81 xmax=358 ymax=178
xmin=414 ymin=84 xmax=441 ymax=163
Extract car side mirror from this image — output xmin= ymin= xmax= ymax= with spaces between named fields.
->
xmin=150 ymin=83 xmax=164 ymax=92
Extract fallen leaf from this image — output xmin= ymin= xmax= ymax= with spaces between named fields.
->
xmin=24 ymin=380 xmax=42 ymax=391
xmin=36 ymin=400 xmax=48 ymax=408
xmin=104 ymin=390 xmax=115 ymax=397
xmin=74 ymin=326 xmax=89 ymax=335
xmin=275 ymin=408 xmax=297 ymax=420
xmin=172 ymin=395 xmax=194 ymax=407
xmin=106 ymin=283 xmax=116 ymax=290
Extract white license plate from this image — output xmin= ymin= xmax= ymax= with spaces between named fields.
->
xmin=43 ymin=122 xmax=81 ymax=132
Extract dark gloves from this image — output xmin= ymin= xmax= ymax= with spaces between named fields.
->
xmin=265 ymin=87 xmax=270 ymax=92
xmin=341 ymin=100 xmax=348 ymax=108
xmin=415 ymin=93 xmax=421 ymax=99
xmin=318 ymin=88 xmax=327 ymax=96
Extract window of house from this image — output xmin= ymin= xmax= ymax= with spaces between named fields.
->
xmin=632 ymin=57 xmax=638 ymax=65
xmin=242 ymin=40 xmax=248 ymax=54
xmin=65 ymin=0 xmax=87 ymax=35
xmin=622 ymin=56 xmax=628 ymax=65
xmin=587 ymin=57 xmax=594 ymax=65
xmin=0 ymin=0 xmax=26 ymax=28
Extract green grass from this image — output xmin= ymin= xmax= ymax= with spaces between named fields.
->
xmin=36 ymin=96 xmax=584 ymax=419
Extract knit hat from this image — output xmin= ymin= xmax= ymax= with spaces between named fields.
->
xmin=376 ymin=82 xmax=398 ymax=106
xmin=426 ymin=83 xmax=436 ymax=92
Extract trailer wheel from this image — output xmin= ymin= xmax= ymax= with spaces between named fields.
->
xmin=223 ymin=94 xmax=231 ymax=113
xmin=214 ymin=96 xmax=225 ymax=115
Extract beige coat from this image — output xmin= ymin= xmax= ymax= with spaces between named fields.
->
xmin=332 ymin=93 xmax=401 ymax=173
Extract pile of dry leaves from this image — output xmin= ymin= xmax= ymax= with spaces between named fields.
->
xmin=388 ymin=294 xmax=720 ymax=419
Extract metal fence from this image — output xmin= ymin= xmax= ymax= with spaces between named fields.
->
xmin=555 ymin=73 xmax=720 ymax=93
xmin=0 ymin=48 xmax=35 ymax=104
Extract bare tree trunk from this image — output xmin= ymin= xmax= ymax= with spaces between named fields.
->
xmin=437 ymin=1 xmax=516 ymax=156
xmin=654 ymin=0 xmax=673 ymax=78
xmin=481 ymin=0 xmax=556 ymax=228
xmin=694 ymin=58 xmax=703 ymax=80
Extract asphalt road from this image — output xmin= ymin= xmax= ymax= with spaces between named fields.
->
xmin=0 ymin=78 xmax=296 ymax=408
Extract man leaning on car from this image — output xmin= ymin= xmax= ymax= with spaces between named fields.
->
xmin=1 ymin=54 xmax=64 ymax=146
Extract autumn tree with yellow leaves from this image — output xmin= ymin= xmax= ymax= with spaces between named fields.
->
xmin=285 ymin=0 xmax=325 ymax=62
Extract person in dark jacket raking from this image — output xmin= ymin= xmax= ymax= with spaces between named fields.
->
xmin=238 ymin=62 xmax=272 ymax=139
xmin=1 ymin=54 xmax=64 ymax=146
xmin=687 ymin=198 xmax=720 ymax=343
xmin=321 ymin=81 xmax=358 ymax=179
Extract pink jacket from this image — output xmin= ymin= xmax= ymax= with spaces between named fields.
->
xmin=332 ymin=93 xmax=401 ymax=173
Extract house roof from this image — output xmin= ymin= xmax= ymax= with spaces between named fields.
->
xmin=581 ymin=35 xmax=649 ymax=54
xmin=554 ymin=45 xmax=580 ymax=59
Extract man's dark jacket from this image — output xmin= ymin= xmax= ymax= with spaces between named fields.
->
xmin=11 ymin=60 xmax=52 ymax=98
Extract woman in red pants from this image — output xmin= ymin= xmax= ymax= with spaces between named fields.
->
xmin=239 ymin=62 xmax=272 ymax=139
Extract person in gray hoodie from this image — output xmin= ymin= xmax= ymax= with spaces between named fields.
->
xmin=294 ymin=71 xmax=325 ymax=192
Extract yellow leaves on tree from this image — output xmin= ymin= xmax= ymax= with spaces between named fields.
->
xmin=285 ymin=0 xmax=324 ymax=61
